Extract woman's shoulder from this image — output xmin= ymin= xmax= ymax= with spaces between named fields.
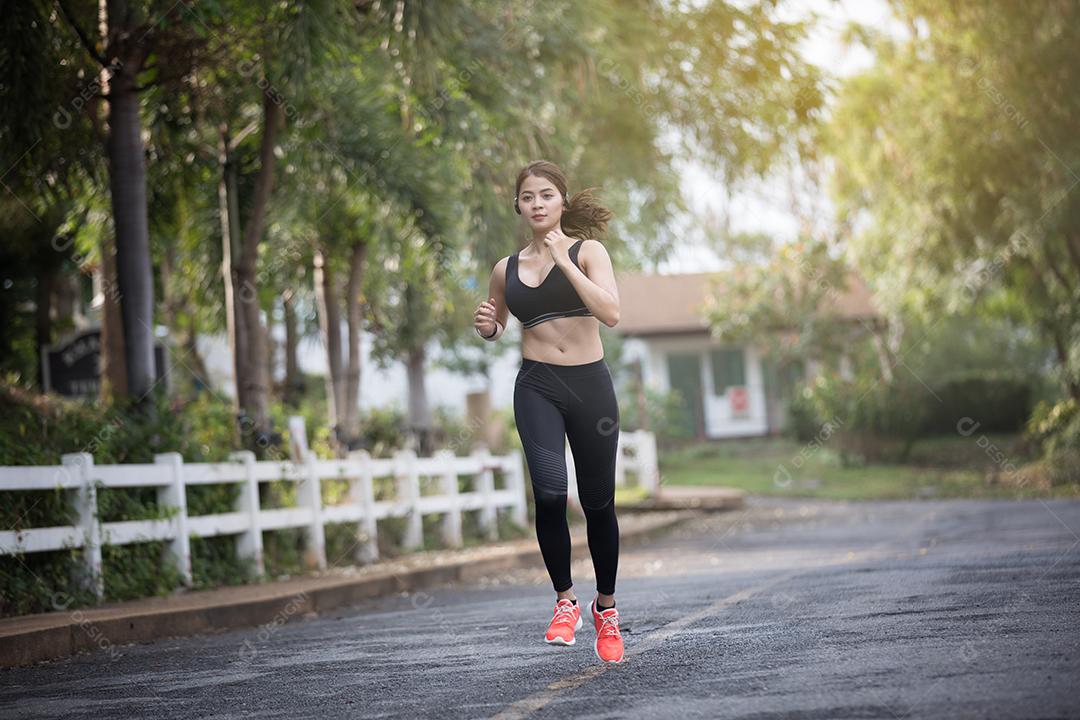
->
xmin=575 ymin=239 xmax=613 ymax=273
xmin=490 ymin=256 xmax=510 ymax=279
xmin=577 ymin=238 xmax=609 ymax=259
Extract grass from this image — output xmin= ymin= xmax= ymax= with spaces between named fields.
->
xmin=614 ymin=485 xmax=651 ymax=505
xmin=656 ymin=436 xmax=1080 ymax=502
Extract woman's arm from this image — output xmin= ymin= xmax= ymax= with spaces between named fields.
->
xmin=557 ymin=239 xmax=620 ymax=327
xmin=475 ymin=257 xmax=510 ymax=341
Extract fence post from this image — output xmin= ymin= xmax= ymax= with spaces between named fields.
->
xmin=395 ymin=448 xmax=423 ymax=551
xmin=508 ymin=450 xmax=528 ymax=528
xmin=230 ymin=450 xmax=264 ymax=578
xmin=435 ymin=449 xmax=463 ymax=548
xmin=288 ymin=415 xmax=309 ymax=462
xmin=640 ymin=430 xmax=660 ymax=496
xmin=298 ymin=449 xmax=327 ymax=571
xmin=154 ymin=452 xmax=192 ymax=587
xmin=347 ymin=449 xmax=379 ymax=564
xmin=473 ymin=446 xmax=498 ymax=541
xmin=63 ymin=452 xmax=103 ymax=601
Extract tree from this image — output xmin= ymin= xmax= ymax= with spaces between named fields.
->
xmin=829 ymin=0 xmax=1079 ymax=399
xmin=704 ymin=237 xmax=881 ymax=377
xmin=0 ymin=1 xmax=108 ymax=390
xmin=53 ymin=0 xmax=192 ymax=400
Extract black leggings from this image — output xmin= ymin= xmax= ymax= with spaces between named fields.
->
xmin=513 ymin=357 xmax=620 ymax=596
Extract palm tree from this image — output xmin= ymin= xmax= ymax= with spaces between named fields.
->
xmin=53 ymin=0 xmax=186 ymax=400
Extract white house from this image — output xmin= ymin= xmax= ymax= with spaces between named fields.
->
xmin=613 ymin=271 xmax=878 ymax=439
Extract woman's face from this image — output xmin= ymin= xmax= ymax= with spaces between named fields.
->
xmin=518 ymin=174 xmax=563 ymax=233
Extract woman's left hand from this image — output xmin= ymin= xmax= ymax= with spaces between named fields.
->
xmin=543 ymin=228 xmax=575 ymax=267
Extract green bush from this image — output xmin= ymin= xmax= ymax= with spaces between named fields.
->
xmin=804 ymin=373 xmax=932 ymax=464
xmin=187 ymin=483 xmax=241 ymax=518
xmin=359 ymin=405 xmax=408 ymax=457
xmin=0 ymin=381 xmax=238 ymax=466
xmin=102 ymin=541 xmax=183 ymax=603
xmin=262 ymin=528 xmax=307 ymax=578
xmin=0 ymin=487 xmax=74 ymax=530
xmin=190 ymin=535 xmax=254 ymax=589
xmin=0 ymin=549 xmax=99 ymax=617
xmin=376 ymin=516 xmax=410 ymax=558
xmin=1026 ymin=398 xmax=1080 ymax=485
xmin=923 ymin=372 xmax=1032 ymax=435
xmin=325 ymin=522 xmax=367 ymax=566
xmin=784 ymin=384 xmax=825 ymax=442
xmin=792 ymin=368 xmax=1037 ymax=466
xmin=1043 ymin=414 xmax=1080 ymax=485
xmin=1026 ymin=397 xmax=1077 ymax=443
xmin=97 ymin=482 xmax=178 ymax=523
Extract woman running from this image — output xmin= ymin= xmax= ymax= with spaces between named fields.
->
xmin=473 ymin=159 xmax=624 ymax=664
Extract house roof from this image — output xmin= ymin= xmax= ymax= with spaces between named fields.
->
xmin=614 ymin=270 xmax=878 ymax=337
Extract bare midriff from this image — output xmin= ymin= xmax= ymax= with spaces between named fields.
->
xmin=521 ymin=315 xmax=604 ymax=365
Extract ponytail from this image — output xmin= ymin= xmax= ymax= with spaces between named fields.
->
xmin=561 ymin=187 xmax=614 ymax=240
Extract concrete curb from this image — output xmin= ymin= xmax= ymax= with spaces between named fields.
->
xmin=0 ymin=510 xmax=701 ymax=669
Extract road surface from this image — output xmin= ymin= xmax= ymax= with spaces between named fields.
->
xmin=2 ymin=497 xmax=1078 ymax=719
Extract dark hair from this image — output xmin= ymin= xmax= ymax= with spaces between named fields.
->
xmin=515 ymin=160 xmax=613 ymax=240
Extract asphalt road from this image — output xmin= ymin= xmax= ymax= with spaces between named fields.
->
xmin=2 ymin=497 xmax=1078 ymax=719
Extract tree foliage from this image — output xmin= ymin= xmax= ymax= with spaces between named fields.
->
xmin=829 ymin=0 xmax=1080 ymax=399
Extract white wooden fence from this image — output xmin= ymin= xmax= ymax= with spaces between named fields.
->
xmin=0 ymin=446 xmax=527 ymax=601
xmin=0 ymin=429 xmax=660 ymax=602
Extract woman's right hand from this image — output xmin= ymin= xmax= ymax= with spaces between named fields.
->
xmin=474 ymin=297 xmax=498 ymax=337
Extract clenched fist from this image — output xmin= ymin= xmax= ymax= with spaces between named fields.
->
xmin=474 ymin=297 xmax=498 ymax=338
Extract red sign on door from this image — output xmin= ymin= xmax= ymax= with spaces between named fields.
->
xmin=729 ymin=386 xmax=749 ymax=416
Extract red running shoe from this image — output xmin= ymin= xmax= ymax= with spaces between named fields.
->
xmin=544 ymin=598 xmax=583 ymax=646
xmin=588 ymin=597 xmax=625 ymax=663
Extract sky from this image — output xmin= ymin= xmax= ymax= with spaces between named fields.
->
xmin=657 ymin=0 xmax=899 ymax=273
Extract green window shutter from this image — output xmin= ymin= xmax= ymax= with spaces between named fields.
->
xmin=710 ymin=348 xmax=745 ymax=394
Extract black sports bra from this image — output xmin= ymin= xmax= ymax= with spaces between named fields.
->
xmin=505 ymin=239 xmax=594 ymax=329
